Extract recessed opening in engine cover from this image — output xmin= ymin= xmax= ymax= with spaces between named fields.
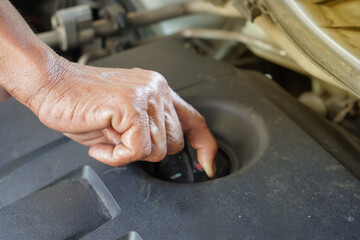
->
xmin=139 ymin=97 xmax=269 ymax=183
xmin=140 ymin=142 xmax=233 ymax=183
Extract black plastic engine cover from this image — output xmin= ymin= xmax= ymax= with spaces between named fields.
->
xmin=0 ymin=37 xmax=359 ymax=240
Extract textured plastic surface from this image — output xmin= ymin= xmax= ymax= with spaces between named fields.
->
xmin=0 ymin=166 xmax=120 ymax=240
xmin=0 ymin=38 xmax=359 ymax=239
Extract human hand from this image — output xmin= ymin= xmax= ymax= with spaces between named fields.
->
xmin=30 ymin=57 xmax=218 ymax=177
xmin=0 ymin=0 xmax=216 ymax=177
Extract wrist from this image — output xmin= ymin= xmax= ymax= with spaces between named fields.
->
xmin=0 ymin=41 xmax=69 ymax=114
xmin=0 ymin=0 xmax=69 ymax=114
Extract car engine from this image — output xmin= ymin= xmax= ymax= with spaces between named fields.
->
xmin=0 ymin=0 xmax=359 ymax=239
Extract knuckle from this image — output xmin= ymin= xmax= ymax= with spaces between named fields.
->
xmin=129 ymin=107 xmax=146 ymax=122
xmin=151 ymin=71 xmax=164 ymax=80
xmin=155 ymin=145 xmax=168 ymax=161
xmin=132 ymin=108 xmax=143 ymax=118
xmin=152 ymin=71 xmax=168 ymax=86
xmin=138 ymin=145 xmax=152 ymax=160
xmin=168 ymin=140 xmax=185 ymax=155
xmin=177 ymin=138 xmax=185 ymax=151
xmin=109 ymin=154 xmax=124 ymax=167
xmin=159 ymin=76 xmax=168 ymax=86
xmin=130 ymin=67 xmax=142 ymax=72
xmin=111 ymin=152 xmax=122 ymax=165
xmin=149 ymin=142 xmax=167 ymax=162
xmin=109 ymin=160 xmax=122 ymax=167
xmin=152 ymin=153 xmax=166 ymax=162
xmin=159 ymin=145 xmax=168 ymax=160
xmin=196 ymin=112 xmax=206 ymax=124
xmin=139 ymin=71 xmax=170 ymax=98
xmin=151 ymin=152 xmax=167 ymax=162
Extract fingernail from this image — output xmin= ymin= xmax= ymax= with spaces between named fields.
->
xmin=203 ymin=163 xmax=215 ymax=178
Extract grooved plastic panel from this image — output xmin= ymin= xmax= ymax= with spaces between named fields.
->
xmin=0 ymin=38 xmax=359 ymax=239
xmin=0 ymin=166 xmax=120 ymax=240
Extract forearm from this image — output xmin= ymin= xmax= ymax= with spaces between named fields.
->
xmin=0 ymin=0 xmax=61 ymax=111
xmin=0 ymin=1 xmax=218 ymax=172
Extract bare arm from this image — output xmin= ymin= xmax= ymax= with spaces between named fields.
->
xmin=0 ymin=0 xmax=218 ymax=177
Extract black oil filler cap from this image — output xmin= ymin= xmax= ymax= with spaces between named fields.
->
xmin=141 ymin=139 xmax=232 ymax=183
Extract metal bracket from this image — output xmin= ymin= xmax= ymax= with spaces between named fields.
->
xmin=51 ymin=5 xmax=95 ymax=51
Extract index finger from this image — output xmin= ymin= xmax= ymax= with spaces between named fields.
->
xmin=171 ymin=90 xmax=218 ymax=178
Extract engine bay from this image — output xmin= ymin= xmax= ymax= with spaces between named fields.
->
xmin=0 ymin=0 xmax=359 ymax=239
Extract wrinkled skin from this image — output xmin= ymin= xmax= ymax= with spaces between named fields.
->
xmin=33 ymin=59 xmax=218 ymax=177
xmin=0 ymin=0 xmax=218 ymax=177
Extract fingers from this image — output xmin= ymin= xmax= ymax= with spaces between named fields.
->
xmin=145 ymin=97 xmax=185 ymax=161
xmin=156 ymin=76 xmax=184 ymax=155
xmin=88 ymin=96 xmax=185 ymax=165
xmin=185 ymin=123 xmax=218 ymax=177
xmin=89 ymin=111 xmax=152 ymax=166
xmin=46 ymin=65 xmax=211 ymax=169
xmin=64 ymin=127 xmax=122 ymax=146
xmin=102 ymin=127 xmax=122 ymax=145
xmin=144 ymin=98 xmax=167 ymax=162
xmin=83 ymin=71 xmax=194 ymax=167
xmin=164 ymin=104 xmax=184 ymax=154
xmin=171 ymin=90 xmax=218 ymax=178
xmin=64 ymin=130 xmax=108 ymax=146
xmin=68 ymin=88 xmax=212 ymax=173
